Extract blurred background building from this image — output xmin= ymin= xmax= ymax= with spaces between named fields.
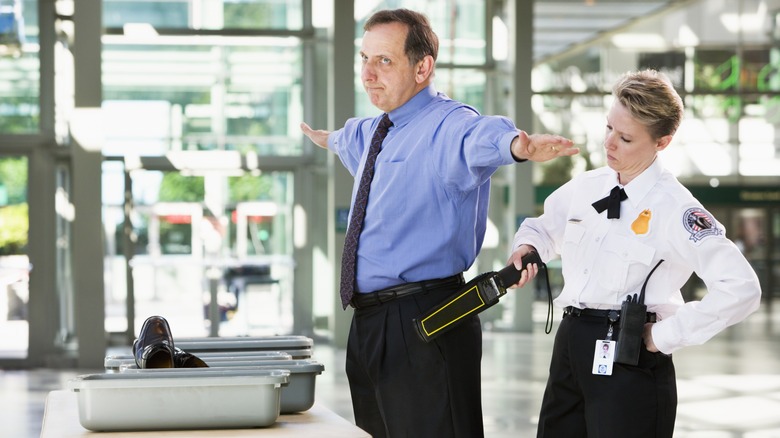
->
xmin=0 ymin=0 xmax=778 ymax=370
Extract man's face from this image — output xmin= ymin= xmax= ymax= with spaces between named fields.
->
xmin=360 ymin=21 xmax=423 ymax=113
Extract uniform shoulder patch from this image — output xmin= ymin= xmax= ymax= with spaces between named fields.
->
xmin=682 ymin=207 xmax=722 ymax=242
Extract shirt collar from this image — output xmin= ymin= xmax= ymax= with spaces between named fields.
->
xmin=600 ymin=157 xmax=662 ymax=208
xmin=387 ymin=84 xmax=439 ymax=128
xmin=623 ymin=157 xmax=663 ymax=207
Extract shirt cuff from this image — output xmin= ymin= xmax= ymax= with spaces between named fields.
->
xmin=501 ymin=131 xmax=527 ymax=163
xmin=327 ymin=133 xmax=338 ymax=153
xmin=650 ymin=320 xmax=679 ymax=355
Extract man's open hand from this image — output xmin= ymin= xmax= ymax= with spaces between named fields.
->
xmin=511 ymin=131 xmax=578 ymax=162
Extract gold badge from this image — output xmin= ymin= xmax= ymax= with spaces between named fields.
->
xmin=631 ymin=209 xmax=651 ymax=235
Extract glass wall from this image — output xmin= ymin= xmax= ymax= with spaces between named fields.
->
xmin=101 ymin=0 xmax=307 ymax=338
xmin=104 ymin=0 xmax=303 ymax=31
xmin=103 ymin=163 xmax=295 ymax=337
xmin=0 ymin=155 xmax=29 ymax=358
xmin=100 ymin=40 xmax=303 ymax=156
xmin=0 ymin=0 xmax=38 ymax=133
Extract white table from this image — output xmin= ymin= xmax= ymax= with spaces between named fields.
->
xmin=41 ymin=390 xmax=370 ymax=437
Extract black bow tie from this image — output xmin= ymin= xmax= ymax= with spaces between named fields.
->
xmin=592 ymin=186 xmax=627 ymax=219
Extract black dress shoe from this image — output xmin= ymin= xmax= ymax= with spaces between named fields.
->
xmin=173 ymin=348 xmax=209 ymax=368
xmin=133 ymin=315 xmax=175 ymax=369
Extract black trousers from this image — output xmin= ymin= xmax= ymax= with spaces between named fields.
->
xmin=537 ymin=312 xmax=677 ymax=438
xmin=346 ymin=287 xmax=483 ymax=438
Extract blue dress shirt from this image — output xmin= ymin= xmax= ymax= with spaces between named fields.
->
xmin=329 ymin=84 xmax=521 ymax=293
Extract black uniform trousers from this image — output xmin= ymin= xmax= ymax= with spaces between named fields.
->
xmin=537 ymin=311 xmax=677 ymax=438
xmin=346 ymin=285 xmax=483 ymax=438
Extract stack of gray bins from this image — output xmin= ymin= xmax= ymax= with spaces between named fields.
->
xmin=174 ymin=335 xmax=324 ymax=414
xmin=70 ymin=335 xmax=324 ymax=432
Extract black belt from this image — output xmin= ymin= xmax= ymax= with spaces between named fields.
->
xmin=564 ymin=306 xmax=657 ymax=323
xmin=350 ymin=274 xmax=465 ymax=309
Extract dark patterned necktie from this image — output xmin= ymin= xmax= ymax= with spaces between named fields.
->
xmin=340 ymin=113 xmax=393 ymax=309
xmin=592 ymin=185 xmax=627 ymax=219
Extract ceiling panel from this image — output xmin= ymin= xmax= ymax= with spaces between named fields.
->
xmin=533 ymin=0 xmax=681 ymax=62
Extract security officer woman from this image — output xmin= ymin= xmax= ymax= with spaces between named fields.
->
xmin=508 ymin=69 xmax=761 ymax=438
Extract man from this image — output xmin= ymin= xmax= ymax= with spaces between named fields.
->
xmin=301 ymin=8 xmax=576 ymax=438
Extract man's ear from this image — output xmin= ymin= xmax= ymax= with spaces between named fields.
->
xmin=415 ymin=55 xmax=435 ymax=84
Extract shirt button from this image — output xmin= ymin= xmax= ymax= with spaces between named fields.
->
xmin=595 ymin=237 xmax=601 ymax=242
xmin=584 ymin=269 xmax=589 ymax=275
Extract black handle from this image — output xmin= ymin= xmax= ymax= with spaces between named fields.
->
xmin=495 ymin=250 xmax=542 ymax=289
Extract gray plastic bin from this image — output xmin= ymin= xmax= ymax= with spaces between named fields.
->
xmin=68 ymin=369 xmax=289 ymax=431
xmin=122 ymin=359 xmax=325 ymax=413
xmin=103 ymin=351 xmax=292 ymax=373
xmin=174 ymin=335 xmax=313 ymax=359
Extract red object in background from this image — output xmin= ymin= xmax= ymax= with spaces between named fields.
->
xmin=164 ymin=215 xmax=191 ymax=224
xmin=231 ymin=210 xmax=270 ymax=224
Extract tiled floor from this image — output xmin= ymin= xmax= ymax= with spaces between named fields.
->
xmin=5 ymin=301 xmax=780 ymax=438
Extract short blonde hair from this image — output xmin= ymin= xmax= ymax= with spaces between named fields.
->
xmin=612 ymin=70 xmax=684 ymax=140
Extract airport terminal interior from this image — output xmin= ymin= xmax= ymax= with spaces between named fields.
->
xmin=1 ymin=0 xmax=779 ymax=436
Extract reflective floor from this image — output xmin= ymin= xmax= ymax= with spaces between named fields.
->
xmin=5 ymin=301 xmax=780 ymax=438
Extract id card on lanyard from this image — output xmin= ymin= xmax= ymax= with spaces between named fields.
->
xmin=593 ymin=339 xmax=615 ymax=375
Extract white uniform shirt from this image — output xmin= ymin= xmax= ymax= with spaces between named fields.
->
xmin=512 ymin=158 xmax=761 ymax=354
